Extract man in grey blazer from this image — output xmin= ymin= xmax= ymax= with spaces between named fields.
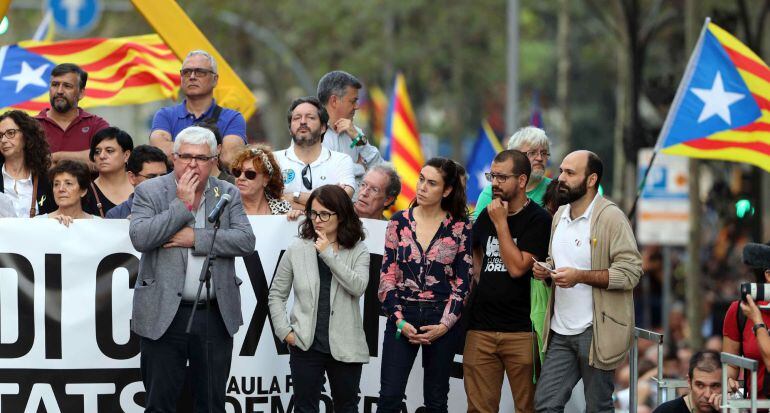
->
xmin=129 ymin=126 xmax=255 ymax=412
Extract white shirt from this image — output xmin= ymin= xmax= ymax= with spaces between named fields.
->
xmin=1 ymin=164 xmax=36 ymax=217
xmin=274 ymin=144 xmax=356 ymax=194
xmin=181 ymin=191 xmax=216 ymax=301
xmin=550 ymin=193 xmax=599 ymax=335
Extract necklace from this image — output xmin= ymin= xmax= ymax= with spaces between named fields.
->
xmin=508 ymin=197 xmax=531 ymax=216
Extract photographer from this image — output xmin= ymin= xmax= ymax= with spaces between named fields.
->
xmin=722 ymin=241 xmax=770 ymax=397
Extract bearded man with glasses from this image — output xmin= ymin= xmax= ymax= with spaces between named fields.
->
xmin=473 ymin=126 xmax=553 ymax=220
xmin=150 ymin=50 xmax=247 ymax=171
xmin=274 ymin=96 xmax=356 ymax=209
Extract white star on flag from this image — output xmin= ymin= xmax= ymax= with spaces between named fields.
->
xmin=476 ymin=169 xmax=488 ymax=190
xmin=690 ymin=71 xmax=745 ymax=125
xmin=3 ymin=61 xmax=50 ymax=93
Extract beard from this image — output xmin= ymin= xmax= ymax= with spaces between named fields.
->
xmin=291 ymin=128 xmax=323 ymax=147
xmin=558 ymin=176 xmax=588 ymax=203
xmin=530 ymin=168 xmax=545 ymax=181
xmin=50 ymin=95 xmax=74 ymax=113
xmin=492 ymin=186 xmax=517 ymax=202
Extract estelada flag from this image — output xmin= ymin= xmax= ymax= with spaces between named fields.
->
xmin=656 ymin=20 xmax=770 ymax=172
xmin=0 ymin=34 xmax=181 ymax=113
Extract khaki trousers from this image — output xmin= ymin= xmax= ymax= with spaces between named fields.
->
xmin=463 ymin=330 xmax=537 ymax=413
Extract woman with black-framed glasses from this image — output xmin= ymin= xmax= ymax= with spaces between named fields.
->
xmin=268 ymin=185 xmax=370 ymax=412
xmin=230 ymin=145 xmax=291 ymax=215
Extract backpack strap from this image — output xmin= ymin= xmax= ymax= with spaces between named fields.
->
xmin=738 ymin=306 xmax=748 ymax=398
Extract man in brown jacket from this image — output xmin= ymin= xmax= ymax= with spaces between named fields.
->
xmin=533 ymin=150 xmax=642 ymax=413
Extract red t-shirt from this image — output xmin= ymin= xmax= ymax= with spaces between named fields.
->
xmin=723 ymin=300 xmax=770 ymax=394
xmin=35 ymin=108 xmax=110 ymax=153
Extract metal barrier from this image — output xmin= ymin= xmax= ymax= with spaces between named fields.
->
xmin=630 ymin=328 xmax=690 ymax=413
xmin=720 ymin=352 xmax=770 ymax=413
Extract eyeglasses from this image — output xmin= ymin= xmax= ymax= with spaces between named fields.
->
xmin=0 ymin=129 xmax=20 ymax=140
xmin=174 ymin=153 xmax=217 ymax=163
xmin=301 ymin=165 xmax=312 ymax=190
xmin=484 ymin=172 xmax=519 ymax=183
xmin=180 ymin=68 xmax=216 ymax=78
xmin=309 ymin=210 xmax=336 ymax=222
xmin=136 ymin=172 xmax=163 ymax=179
xmin=359 ymin=181 xmax=382 ymax=196
xmin=231 ymin=168 xmax=259 ymax=180
xmin=525 ymin=149 xmax=550 ymax=159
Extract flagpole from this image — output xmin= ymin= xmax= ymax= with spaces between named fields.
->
xmin=627 ymin=18 xmax=711 ymax=220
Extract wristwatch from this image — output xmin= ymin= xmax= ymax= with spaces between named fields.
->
xmin=753 ymin=323 xmax=767 ymax=336
xmin=292 ymin=191 xmax=300 ymax=202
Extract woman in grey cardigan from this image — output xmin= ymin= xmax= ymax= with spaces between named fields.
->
xmin=268 ymin=184 xmax=370 ymax=413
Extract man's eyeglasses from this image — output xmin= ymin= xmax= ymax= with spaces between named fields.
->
xmin=175 ymin=153 xmax=217 ymax=163
xmin=309 ymin=210 xmax=336 ymax=222
xmin=359 ymin=181 xmax=382 ymax=196
xmin=525 ymin=149 xmax=550 ymax=159
xmin=484 ymin=172 xmax=518 ymax=183
xmin=231 ymin=168 xmax=259 ymax=180
xmin=301 ymin=165 xmax=312 ymax=190
xmin=0 ymin=129 xmax=20 ymax=140
xmin=136 ymin=172 xmax=163 ymax=179
xmin=180 ymin=68 xmax=216 ymax=78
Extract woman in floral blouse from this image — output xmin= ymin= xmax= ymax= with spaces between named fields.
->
xmin=377 ymin=157 xmax=472 ymax=413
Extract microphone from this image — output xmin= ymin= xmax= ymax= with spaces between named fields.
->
xmin=743 ymin=242 xmax=770 ymax=269
xmin=207 ymin=193 xmax=232 ymax=223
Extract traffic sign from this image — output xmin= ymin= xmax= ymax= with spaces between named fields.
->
xmin=636 ymin=148 xmax=690 ymax=246
xmin=48 ymin=0 xmax=102 ymax=35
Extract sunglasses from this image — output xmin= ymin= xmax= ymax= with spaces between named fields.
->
xmin=231 ymin=168 xmax=259 ymax=180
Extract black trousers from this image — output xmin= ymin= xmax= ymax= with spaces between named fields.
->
xmin=140 ymin=302 xmax=233 ymax=413
xmin=289 ymin=347 xmax=363 ymax=413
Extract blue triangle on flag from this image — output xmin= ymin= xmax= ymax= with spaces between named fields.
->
xmin=0 ymin=45 xmax=55 ymax=108
xmin=662 ymin=30 xmax=761 ymax=148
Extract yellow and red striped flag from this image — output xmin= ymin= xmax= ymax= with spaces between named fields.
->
xmin=384 ymin=73 xmax=423 ymax=211
xmin=0 ymin=34 xmax=180 ymax=113
xmin=656 ymin=20 xmax=770 ymax=171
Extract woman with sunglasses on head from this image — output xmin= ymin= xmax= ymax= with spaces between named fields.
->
xmin=230 ymin=144 xmax=291 ymax=215
xmin=268 ymin=185 xmax=369 ymax=412
xmin=82 ymin=127 xmax=134 ymax=217
xmin=377 ymin=157 xmax=472 ymax=413
xmin=0 ymin=110 xmax=56 ymax=217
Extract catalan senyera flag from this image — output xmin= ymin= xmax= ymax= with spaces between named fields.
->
xmin=368 ymin=86 xmax=388 ymax=147
xmin=385 ymin=73 xmax=423 ymax=212
xmin=656 ymin=20 xmax=770 ymax=172
xmin=0 ymin=34 xmax=180 ymax=113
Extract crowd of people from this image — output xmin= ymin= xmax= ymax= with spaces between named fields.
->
xmin=3 ymin=48 xmax=768 ymax=413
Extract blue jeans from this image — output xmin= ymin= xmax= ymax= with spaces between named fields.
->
xmin=377 ymin=303 xmax=459 ymax=413
xmin=534 ymin=329 xmax=615 ymax=413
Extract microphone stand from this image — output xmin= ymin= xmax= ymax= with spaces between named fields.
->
xmin=185 ymin=217 xmax=220 ymax=413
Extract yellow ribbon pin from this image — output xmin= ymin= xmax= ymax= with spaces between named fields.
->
xmin=38 ymin=195 xmax=46 ymax=207
xmin=213 ymin=187 xmax=221 ymax=198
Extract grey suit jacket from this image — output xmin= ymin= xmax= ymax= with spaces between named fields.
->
xmin=268 ymin=238 xmax=370 ymax=363
xmin=129 ymin=173 xmax=255 ymax=340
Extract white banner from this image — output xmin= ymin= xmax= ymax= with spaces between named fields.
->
xmin=0 ymin=217 xmax=492 ymax=412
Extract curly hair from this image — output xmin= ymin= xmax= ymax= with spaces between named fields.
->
xmin=299 ymin=185 xmax=365 ymax=249
xmin=0 ymin=110 xmax=51 ymax=178
xmin=230 ymin=144 xmax=284 ymax=199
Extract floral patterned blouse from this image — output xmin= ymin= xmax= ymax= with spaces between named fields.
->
xmin=378 ymin=207 xmax=473 ymax=329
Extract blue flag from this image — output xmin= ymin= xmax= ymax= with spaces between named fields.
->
xmin=466 ymin=120 xmax=502 ymax=206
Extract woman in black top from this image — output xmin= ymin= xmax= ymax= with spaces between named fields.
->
xmin=82 ymin=127 xmax=133 ymax=217
xmin=0 ymin=110 xmax=56 ymax=216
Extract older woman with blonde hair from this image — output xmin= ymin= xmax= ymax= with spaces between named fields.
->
xmin=230 ymin=144 xmax=292 ymax=215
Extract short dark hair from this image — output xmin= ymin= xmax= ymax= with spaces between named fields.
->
xmin=688 ymin=350 xmax=721 ymax=378
xmin=317 ymin=71 xmax=362 ymax=105
xmin=287 ymin=96 xmax=329 ymax=128
xmin=126 ymin=145 xmax=169 ymax=175
xmin=49 ymin=160 xmax=91 ymax=191
xmin=89 ymin=127 xmax=134 ymax=162
xmin=586 ymin=151 xmax=603 ymax=186
xmin=411 ymin=157 xmax=468 ymax=220
xmin=493 ymin=150 xmax=531 ymax=185
xmin=51 ymin=63 xmax=88 ymax=90
xmin=299 ymin=185 xmax=366 ymax=249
